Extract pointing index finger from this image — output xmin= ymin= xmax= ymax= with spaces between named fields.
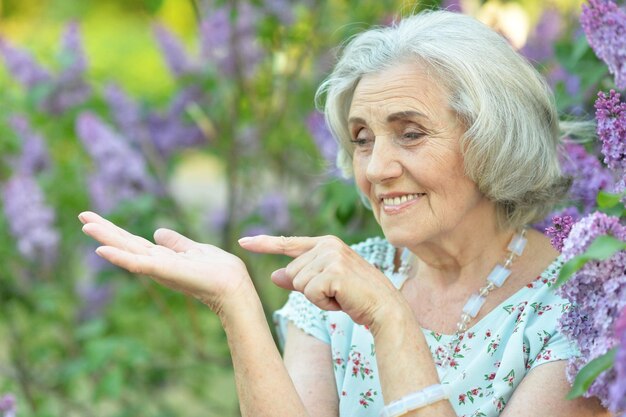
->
xmin=238 ymin=235 xmax=320 ymax=258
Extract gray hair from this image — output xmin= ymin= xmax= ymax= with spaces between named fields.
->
xmin=316 ymin=10 xmax=571 ymax=229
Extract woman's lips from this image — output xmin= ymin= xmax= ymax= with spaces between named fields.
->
xmin=380 ymin=193 xmax=425 ymax=214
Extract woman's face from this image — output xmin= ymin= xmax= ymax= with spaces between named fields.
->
xmin=349 ymin=61 xmax=493 ymax=249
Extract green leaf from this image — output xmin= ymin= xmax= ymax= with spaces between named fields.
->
xmin=567 ymin=348 xmax=616 ymax=399
xmin=143 ymin=0 xmax=164 ymax=14
xmin=556 ymin=235 xmax=626 ymax=287
xmin=597 ymin=191 xmax=623 ymax=209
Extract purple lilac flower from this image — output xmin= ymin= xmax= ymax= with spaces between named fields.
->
xmin=557 ymin=211 xmax=626 ymax=407
xmin=548 ymin=64 xmax=581 ymax=97
xmin=0 ymin=394 xmax=16 ymax=417
xmin=580 ymin=0 xmax=626 ymax=89
xmin=545 ymin=214 xmax=575 ymax=251
xmin=200 ymin=3 xmax=264 ymax=78
xmin=104 ymin=83 xmax=145 ymax=145
xmin=145 ymin=86 xmax=206 ymax=157
xmin=610 ymin=306 xmax=626 ymax=413
xmin=595 ymin=90 xmax=626 ymax=181
xmin=58 ymin=21 xmax=87 ymax=79
xmin=2 ymin=174 xmax=59 ymax=265
xmin=41 ymin=22 xmax=91 ymax=114
xmin=153 ymin=23 xmax=197 ymax=77
xmin=8 ymin=115 xmax=51 ymax=175
xmin=535 ymin=206 xmax=581 ymax=234
xmin=0 ymin=38 xmax=51 ymax=88
xmin=521 ymin=8 xmax=562 ymax=63
xmin=263 ymin=0 xmax=295 ymax=25
xmin=560 ymin=142 xmax=614 ymax=212
xmin=258 ymin=191 xmax=290 ymax=232
xmin=307 ymin=111 xmax=341 ymax=177
xmin=75 ymin=111 xmax=157 ymax=213
xmin=441 ymin=0 xmax=463 ymax=12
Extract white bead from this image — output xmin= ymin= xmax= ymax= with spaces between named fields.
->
xmin=479 ymin=286 xmax=490 ymax=297
xmin=487 ymin=264 xmax=511 ymax=287
xmin=507 ymin=234 xmax=527 ymax=256
xmin=462 ymin=293 xmax=486 ymax=318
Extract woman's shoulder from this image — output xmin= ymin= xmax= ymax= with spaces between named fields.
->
xmin=524 ymin=255 xmax=565 ymax=290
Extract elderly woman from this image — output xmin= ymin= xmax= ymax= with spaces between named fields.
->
xmin=79 ymin=10 xmax=610 ymax=417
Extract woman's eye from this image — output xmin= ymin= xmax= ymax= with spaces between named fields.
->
xmin=402 ymin=131 xmax=425 ymax=140
xmin=350 ymin=137 xmax=370 ymax=146
xmin=350 ymin=130 xmax=373 ymax=147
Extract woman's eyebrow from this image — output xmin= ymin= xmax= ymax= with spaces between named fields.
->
xmin=386 ymin=110 xmax=426 ymax=122
xmin=348 ymin=111 xmax=427 ymax=126
xmin=347 ymin=116 xmax=367 ymax=126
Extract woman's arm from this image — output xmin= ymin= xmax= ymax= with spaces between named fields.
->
xmin=502 ymin=361 xmax=610 ymax=417
xmin=219 ymin=289 xmax=311 ymax=417
xmin=283 ymin=323 xmax=339 ymax=417
xmin=240 ymin=235 xmax=460 ymax=416
xmin=79 ymin=212 xmax=311 ymax=417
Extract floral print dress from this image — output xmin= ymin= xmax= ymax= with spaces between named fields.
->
xmin=274 ymin=237 xmax=577 ymax=417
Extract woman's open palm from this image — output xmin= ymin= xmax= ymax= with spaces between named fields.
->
xmin=78 ymin=211 xmax=252 ymax=312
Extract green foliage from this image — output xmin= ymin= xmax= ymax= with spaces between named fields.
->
xmin=567 ymin=348 xmax=617 ymax=400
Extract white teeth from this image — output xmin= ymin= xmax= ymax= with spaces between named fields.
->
xmin=382 ymin=193 xmax=422 ymax=206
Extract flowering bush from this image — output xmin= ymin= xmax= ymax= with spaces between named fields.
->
xmin=544 ymin=0 xmax=626 ymax=413
xmin=0 ymin=0 xmax=391 ymax=414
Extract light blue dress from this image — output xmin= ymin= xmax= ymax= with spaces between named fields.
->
xmin=274 ymin=237 xmax=577 ymax=417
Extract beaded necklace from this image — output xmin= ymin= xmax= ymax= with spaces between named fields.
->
xmin=388 ymin=229 xmax=528 ymax=370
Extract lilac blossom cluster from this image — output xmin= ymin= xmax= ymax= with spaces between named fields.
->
xmin=560 ymin=142 xmax=614 ymax=212
xmin=154 ymin=2 xmax=264 ymax=77
xmin=521 ymin=8 xmax=562 ymax=63
xmin=580 ymin=0 xmax=626 ymax=89
xmin=595 ymin=90 xmax=626 ymax=193
xmin=152 ymin=23 xmax=198 ymax=77
xmin=0 ymin=39 xmax=51 ymax=87
xmin=200 ymin=3 xmax=264 ymax=78
xmin=104 ymin=83 xmax=206 ymax=158
xmin=42 ymin=22 xmax=91 ymax=114
xmin=2 ymin=175 xmax=60 ymax=265
xmin=8 ymin=115 xmax=51 ymax=175
xmin=153 ymin=3 xmax=264 ymax=80
xmin=611 ymin=306 xmax=626 ymax=412
xmin=0 ymin=394 xmax=16 ymax=417
xmin=75 ymin=111 xmax=157 ymax=213
xmin=2 ymin=115 xmax=59 ymax=266
xmin=557 ymin=211 xmax=626 ymax=409
xmin=0 ymin=22 xmax=90 ymax=114
xmin=545 ymin=214 xmax=575 ymax=251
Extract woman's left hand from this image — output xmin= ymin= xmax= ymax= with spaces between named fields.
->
xmin=239 ymin=235 xmax=405 ymax=327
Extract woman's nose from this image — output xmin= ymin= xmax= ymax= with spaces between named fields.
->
xmin=365 ymin=138 xmax=403 ymax=184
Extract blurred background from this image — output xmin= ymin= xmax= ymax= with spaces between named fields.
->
xmin=0 ymin=0 xmax=613 ymax=415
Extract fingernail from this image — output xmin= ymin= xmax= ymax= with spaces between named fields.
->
xmin=238 ymin=237 xmax=253 ymax=245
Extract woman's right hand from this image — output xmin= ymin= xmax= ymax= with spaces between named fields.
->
xmin=78 ymin=211 xmax=254 ymax=315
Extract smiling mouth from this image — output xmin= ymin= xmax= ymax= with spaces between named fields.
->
xmin=380 ymin=193 xmax=425 ymax=209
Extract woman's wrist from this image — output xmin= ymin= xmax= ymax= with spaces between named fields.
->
xmin=368 ymin=295 xmax=418 ymax=340
xmin=199 ymin=277 xmax=261 ymax=322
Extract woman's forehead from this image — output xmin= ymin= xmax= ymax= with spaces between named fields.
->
xmin=349 ymin=63 xmax=450 ymax=121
